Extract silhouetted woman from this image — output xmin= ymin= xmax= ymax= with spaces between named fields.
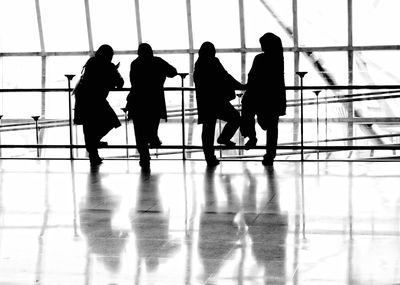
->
xmin=194 ymin=42 xmax=244 ymax=167
xmin=125 ymin=43 xmax=177 ymax=170
xmin=241 ymin=33 xmax=286 ymax=166
xmin=74 ymin=44 xmax=124 ymax=165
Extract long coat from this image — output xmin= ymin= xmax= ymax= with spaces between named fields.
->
xmin=74 ymin=57 xmax=124 ymax=134
xmin=126 ymin=56 xmax=177 ymax=121
xmin=193 ymin=57 xmax=243 ymax=124
xmin=242 ymin=52 xmax=286 ymax=128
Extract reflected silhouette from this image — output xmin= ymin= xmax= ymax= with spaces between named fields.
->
xmin=74 ymin=44 xmax=124 ymax=166
xmin=126 ymin=43 xmax=178 ymax=171
xmin=241 ymin=33 xmax=287 ymax=166
xmin=198 ymin=167 xmax=241 ymax=277
xmin=248 ymin=167 xmax=288 ymax=282
xmin=79 ymin=167 xmax=128 ymax=273
xmin=130 ymin=171 xmax=180 ymax=272
xmin=194 ymin=41 xmax=245 ymax=166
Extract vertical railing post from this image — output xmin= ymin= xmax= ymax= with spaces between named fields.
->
xmin=178 ymin=73 xmax=188 ymax=160
xmin=65 ymin=74 xmax=75 ymax=160
xmin=296 ymin=72 xmax=307 ymax=161
xmin=32 ymin=116 xmax=40 ymax=158
xmin=121 ymin=107 xmax=129 ymax=158
xmin=314 ymin=90 xmax=321 ymax=160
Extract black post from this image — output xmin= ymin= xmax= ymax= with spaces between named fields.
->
xmin=32 ymin=116 xmax=40 ymax=158
xmin=65 ymin=74 xmax=75 ymax=159
xmin=178 ymin=73 xmax=188 ymax=160
xmin=296 ymin=72 xmax=307 ymax=161
xmin=121 ymin=107 xmax=129 ymax=158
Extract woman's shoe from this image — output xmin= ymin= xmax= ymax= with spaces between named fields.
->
xmin=139 ymin=160 xmax=150 ymax=171
xmin=90 ymin=156 xmax=103 ymax=166
xmin=244 ymin=137 xmax=258 ymax=150
xmin=217 ymin=137 xmax=236 ymax=147
xmin=206 ymin=158 xmax=220 ymax=167
xmin=149 ymin=138 xmax=162 ymax=148
xmin=262 ymin=158 xmax=273 ymax=166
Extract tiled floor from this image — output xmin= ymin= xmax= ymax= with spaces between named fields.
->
xmin=0 ymin=159 xmax=400 ymax=284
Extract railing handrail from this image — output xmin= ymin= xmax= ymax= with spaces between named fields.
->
xmin=1 ymin=84 xmax=400 ymax=93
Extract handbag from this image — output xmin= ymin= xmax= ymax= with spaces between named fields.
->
xmin=72 ymin=64 xmax=87 ymax=124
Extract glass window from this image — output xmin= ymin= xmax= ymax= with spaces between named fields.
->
xmin=89 ymin=0 xmax=138 ymax=51
xmin=353 ymin=51 xmax=400 ymax=85
xmin=191 ymin=0 xmax=240 ymax=49
xmin=40 ymin=0 xmax=88 ymax=51
xmin=244 ymin=0 xmax=293 ymax=48
xmin=0 ymin=57 xmax=42 ymax=89
xmin=140 ymin=0 xmax=188 ymax=50
xmin=297 ymin=0 xmax=347 ymax=47
xmin=353 ymin=0 xmax=400 ymax=46
xmin=299 ymin=51 xmax=349 ymax=86
xmin=0 ymin=0 xmax=40 ymax=52
xmin=46 ymin=56 xmax=89 ymax=88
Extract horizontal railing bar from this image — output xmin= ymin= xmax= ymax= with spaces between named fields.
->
xmin=1 ymin=85 xmax=400 ymax=93
xmin=1 ymin=144 xmax=400 ymax=150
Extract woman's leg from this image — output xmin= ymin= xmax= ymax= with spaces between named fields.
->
xmin=217 ymin=103 xmax=240 ymax=145
xmin=202 ymin=119 xmax=218 ymax=165
xmin=240 ymin=96 xmax=257 ymax=149
xmin=263 ymin=116 xmax=279 ymax=165
xmin=82 ymin=123 xmax=101 ymax=164
xmin=133 ymin=119 xmax=151 ymax=169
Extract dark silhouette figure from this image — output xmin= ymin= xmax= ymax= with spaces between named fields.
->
xmin=125 ymin=43 xmax=178 ymax=170
xmin=74 ymin=44 xmax=124 ymax=165
xmin=241 ymin=33 xmax=286 ymax=166
xmin=193 ymin=42 xmax=244 ymax=167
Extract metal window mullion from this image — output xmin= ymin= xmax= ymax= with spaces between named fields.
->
xmin=185 ymin=0 xmax=195 ymax=157
xmin=84 ymin=0 xmax=94 ymax=54
xmin=347 ymin=0 xmax=354 ymax=146
xmin=134 ymin=0 xmax=142 ymax=44
xmin=185 ymin=0 xmax=194 ymax=85
xmin=35 ymin=0 xmax=46 ymax=119
xmin=238 ymin=0 xmax=246 ymax=84
xmin=293 ymin=0 xmax=300 ymax=144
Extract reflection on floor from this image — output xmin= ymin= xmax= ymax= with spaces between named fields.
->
xmin=0 ymin=159 xmax=400 ymax=284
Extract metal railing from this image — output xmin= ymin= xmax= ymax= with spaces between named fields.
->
xmin=1 ymin=73 xmax=400 ymax=161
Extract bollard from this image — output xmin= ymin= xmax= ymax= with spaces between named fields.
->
xmin=296 ymin=72 xmax=307 ymax=161
xmin=32 ymin=116 xmax=40 ymax=158
xmin=65 ymin=74 xmax=75 ymax=160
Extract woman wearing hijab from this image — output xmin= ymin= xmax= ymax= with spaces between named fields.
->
xmin=74 ymin=44 xmax=124 ymax=166
xmin=125 ymin=43 xmax=177 ymax=170
xmin=241 ymin=33 xmax=287 ymax=166
xmin=194 ymin=42 xmax=244 ymax=167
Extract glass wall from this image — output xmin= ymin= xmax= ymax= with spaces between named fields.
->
xmin=0 ymin=0 xmax=400 ymax=160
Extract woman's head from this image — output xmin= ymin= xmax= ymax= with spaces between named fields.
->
xmin=95 ymin=44 xmax=114 ymax=62
xmin=138 ymin=43 xmax=154 ymax=58
xmin=198 ymin=42 xmax=216 ymax=58
xmin=259 ymin=33 xmax=283 ymax=54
